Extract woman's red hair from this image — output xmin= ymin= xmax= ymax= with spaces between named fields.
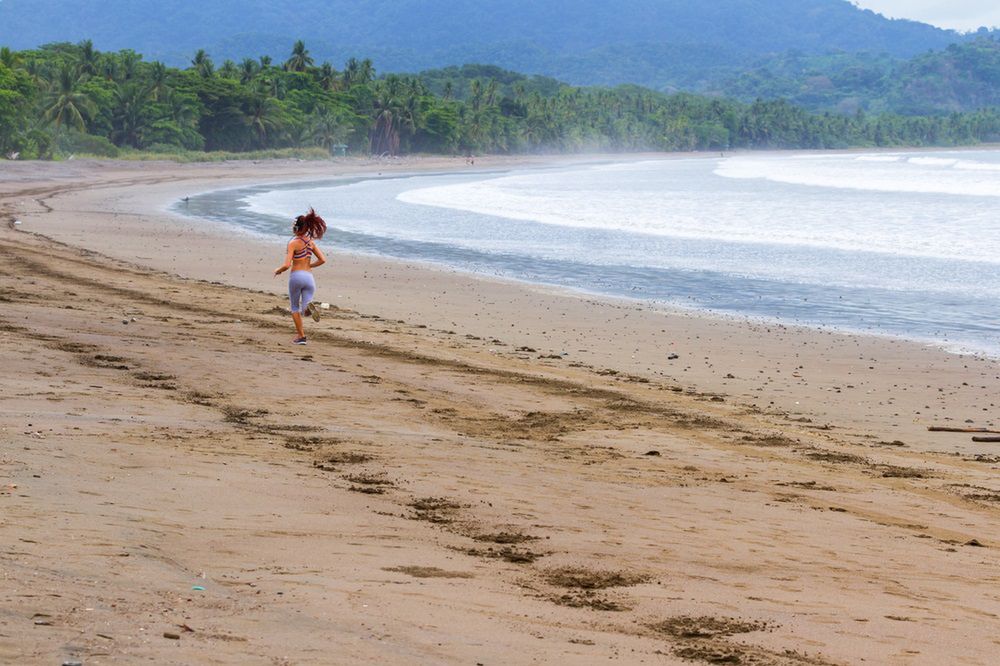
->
xmin=294 ymin=208 xmax=326 ymax=240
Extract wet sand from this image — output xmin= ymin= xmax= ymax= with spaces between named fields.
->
xmin=1 ymin=157 xmax=999 ymax=665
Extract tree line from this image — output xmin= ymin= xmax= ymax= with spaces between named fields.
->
xmin=720 ymin=36 xmax=1000 ymax=115
xmin=2 ymin=40 xmax=1000 ymax=160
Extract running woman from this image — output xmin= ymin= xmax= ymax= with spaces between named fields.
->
xmin=273 ymin=208 xmax=327 ymax=345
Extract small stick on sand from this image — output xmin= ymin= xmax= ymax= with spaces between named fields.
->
xmin=928 ymin=426 xmax=1000 ymax=434
xmin=971 ymin=436 xmax=1000 ymax=443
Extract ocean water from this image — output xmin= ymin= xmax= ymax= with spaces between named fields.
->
xmin=179 ymin=150 xmax=1000 ymax=357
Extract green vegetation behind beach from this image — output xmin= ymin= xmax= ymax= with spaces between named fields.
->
xmin=1 ymin=40 xmax=1000 ymax=160
xmin=0 ymin=0 xmax=981 ymax=92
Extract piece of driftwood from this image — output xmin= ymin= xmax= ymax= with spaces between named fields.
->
xmin=971 ymin=436 xmax=1000 ymax=443
xmin=928 ymin=426 xmax=1000 ymax=434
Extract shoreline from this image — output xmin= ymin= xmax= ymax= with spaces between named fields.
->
xmin=3 ymin=154 xmax=1000 ymax=664
xmin=175 ymin=152 xmax=1000 ymax=362
xmin=5 ymin=155 xmax=998 ymax=453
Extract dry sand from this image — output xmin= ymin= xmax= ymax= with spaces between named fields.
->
xmin=1 ymin=157 xmax=999 ymax=665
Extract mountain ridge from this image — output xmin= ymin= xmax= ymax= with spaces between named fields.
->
xmin=0 ymin=0 xmax=972 ymax=90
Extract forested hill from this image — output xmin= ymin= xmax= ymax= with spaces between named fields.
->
xmin=0 ymin=0 xmax=970 ymax=90
xmin=719 ymin=37 xmax=1000 ymax=114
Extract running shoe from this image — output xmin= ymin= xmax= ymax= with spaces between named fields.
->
xmin=293 ymin=336 xmax=308 ymax=345
xmin=306 ymin=301 xmax=321 ymax=322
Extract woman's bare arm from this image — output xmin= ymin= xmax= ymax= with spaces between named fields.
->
xmin=310 ymin=244 xmax=326 ymax=269
xmin=274 ymin=241 xmax=296 ymax=276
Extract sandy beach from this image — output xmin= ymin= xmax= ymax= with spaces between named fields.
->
xmin=2 ymin=156 xmax=999 ymax=665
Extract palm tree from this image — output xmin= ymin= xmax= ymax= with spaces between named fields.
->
xmin=99 ymin=56 xmax=120 ymax=82
xmin=147 ymin=61 xmax=170 ymax=101
xmin=369 ymin=76 xmax=418 ymax=155
xmin=162 ymin=88 xmax=198 ymax=127
xmin=256 ymin=74 xmax=286 ymax=100
xmin=259 ymin=55 xmax=272 ymax=69
xmin=239 ymin=58 xmax=259 ymax=84
xmin=484 ymin=79 xmax=499 ymax=107
xmin=469 ymin=79 xmax=483 ymax=111
xmin=21 ymin=57 xmax=48 ymax=88
xmin=310 ymin=109 xmax=353 ymax=151
xmin=110 ymin=81 xmax=153 ymax=148
xmin=358 ymin=58 xmax=375 ymax=84
xmin=161 ymin=88 xmax=201 ymax=139
xmin=117 ymin=50 xmax=140 ymax=81
xmin=218 ymin=59 xmax=239 ymax=80
xmin=369 ymin=78 xmax=400 ymax=155
xmin=43 ymin=65 xmax=96 ymax=132
xmin=191 ymin=49 xmax=214 ymax=78
xmin=0 ymin=47 xmax=17 ymax=69
xmin=76 ymin=39 xmax=98 ymax=77
xmin=400 ymin=78 xmax=425 ymax=134
xmin=246 ymin=93 xmax=283 ymax=146
xmin=317 ymin=62 xmax=339 ymax=91
xmin=342 ymin=58 xmax=360 ymax=87
xmin=284 ymin=40 xmax=314 ymax=72
xmin=140 ymin=87 xmax=203 ymax=151
xmin=343 ymin=57 xmax=374 ymax=87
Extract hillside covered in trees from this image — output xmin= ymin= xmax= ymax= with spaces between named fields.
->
xmin=721 ymin=37 xmax=1000 ymax=115
xmin=2 ymin=41 xmax=999 ymax=161
xmin=0 ymin=0 xmax=979 ymax=92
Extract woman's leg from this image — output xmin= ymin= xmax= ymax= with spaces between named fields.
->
xmin=300 ymin=274 xmax=316 ymax=314
xmin=288 ymin=273 xmax=308 ymax=340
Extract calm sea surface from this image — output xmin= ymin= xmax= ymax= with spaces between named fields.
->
xmin=179 ymin=150 xmax=1000 ymax=357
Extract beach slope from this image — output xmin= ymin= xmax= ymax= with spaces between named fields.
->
xmin=1 ymin=160 xmax=999 ymax=664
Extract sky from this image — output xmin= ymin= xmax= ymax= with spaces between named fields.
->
xmin=852 ymin=1 xmax=1000 ymax=31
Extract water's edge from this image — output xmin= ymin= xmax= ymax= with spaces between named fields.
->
xmin=174 ymin=166 xmax=1000 ymax=360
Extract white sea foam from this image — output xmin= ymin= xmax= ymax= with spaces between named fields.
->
xmin=907 ymin=156 xmax=959 ymax=167
xmin=714 ymin=152 xmax=1000 ymax=198
xmin=397 ymin=157 xmax=1000 ymax=265
xmin=854 ymin=154 xmax=902 ymax=162
xmin=589 ymin=159 xmax=670 ymax=172
xmin=955 ymin=159 xmax=1000 ymax=172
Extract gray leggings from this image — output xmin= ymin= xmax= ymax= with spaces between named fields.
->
xmin=288 ymin=270 xmax=316 ymax=314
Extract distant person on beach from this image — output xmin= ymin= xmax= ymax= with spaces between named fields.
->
xmin=273 ymin=208 xmax=327 ymax=345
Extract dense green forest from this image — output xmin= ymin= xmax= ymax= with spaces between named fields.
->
xmin=2 ymin=41 xmax=1000 ymax=161
xmin=0 ymin=0 xmax=980 ymax=91
xmin=721 ymin=37 xmax=1000 ymax=114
